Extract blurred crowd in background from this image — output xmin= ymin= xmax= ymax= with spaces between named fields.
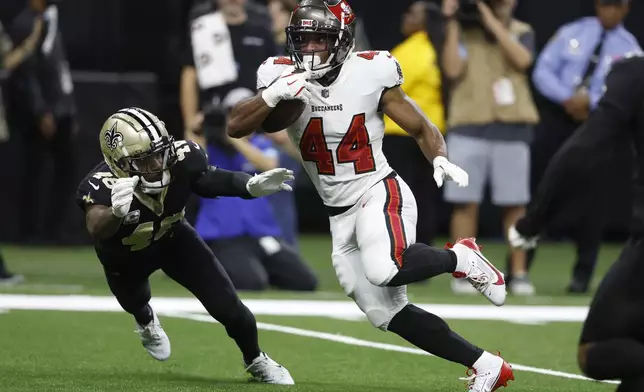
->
xmin=0 ymin=0 xmax=641 ymax=297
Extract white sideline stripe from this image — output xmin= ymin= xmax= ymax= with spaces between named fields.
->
xmin=166 ymin=312 xmax=619 ymax=386
xmin=0 ymin=294 xmax=592 ymax=323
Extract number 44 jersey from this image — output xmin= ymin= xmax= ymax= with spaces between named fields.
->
xmin=257 ymin=51 xmax=404 ymax=207
xmin=75 ymin=140 xmax=205 ymax=258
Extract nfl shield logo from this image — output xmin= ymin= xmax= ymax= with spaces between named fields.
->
xmin=322 ymin=89 xmax=330 ymax=98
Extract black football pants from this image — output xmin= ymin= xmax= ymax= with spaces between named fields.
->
xmin=580 ymin=237 xmax=644 ymax=345
xmin=102 ymin=223 xmax=259 ymax=359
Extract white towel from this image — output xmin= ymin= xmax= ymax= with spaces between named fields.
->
xmin=190 ymin=12 xmax=239 ymax=89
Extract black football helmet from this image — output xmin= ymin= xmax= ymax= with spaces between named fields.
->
xmin=285 ymin=0 xmax=357 ymax=79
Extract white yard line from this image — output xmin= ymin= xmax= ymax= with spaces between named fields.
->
xmin=0 ymin=294 xmax=620 ymax=386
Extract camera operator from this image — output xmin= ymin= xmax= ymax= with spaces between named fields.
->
xmin=442 ymin=0 xmax=539 ymax=296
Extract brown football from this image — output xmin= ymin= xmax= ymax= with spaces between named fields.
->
xmin=261 ymin=99 xmax=306 ymax=133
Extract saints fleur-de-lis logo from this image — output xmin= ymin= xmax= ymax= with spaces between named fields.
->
xmin=104 ymin=123 xmax=123 ymax=150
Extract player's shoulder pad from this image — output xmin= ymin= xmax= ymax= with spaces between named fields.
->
xmin=352 ymin=50 xmax=404 ymax=89
xmin=257 ymin=56 xmax=296 ymax=90
xmin=76 ymin=167 xmax=117 ymax=210
xmin=174 ymin=139 xmax=208 ymax=174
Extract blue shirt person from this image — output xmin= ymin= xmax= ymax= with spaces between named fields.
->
xmin=533 ymin=2 xmax=640 ymax=122
xmin=195 ymin=134 xmax=283 ymax=240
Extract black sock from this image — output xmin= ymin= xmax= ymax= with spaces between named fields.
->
xmin=133 ymin=304 xmax=154 ymax=326
xmin=387 ymin=243 xmax=457 ymax=286
xmin=388 ymin=304 xmax=483 ymax=367
xmin=585 ymin=339 xmax=644 ymax=380
xmin=220 ymin=304 xmax=261 ymax=364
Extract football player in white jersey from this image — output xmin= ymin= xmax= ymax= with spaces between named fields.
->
xmin=227 ymin=1 xmax=514 ymax=390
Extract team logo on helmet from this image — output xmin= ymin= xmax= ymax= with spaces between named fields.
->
xmin=105 ymin=123 xmax=123 ymax=151
xmin=327 ymin=0 xmax=356 ymax=25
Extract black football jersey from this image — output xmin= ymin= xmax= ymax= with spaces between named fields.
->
xmin=523 ymin=54 xmax=644 ymax=235
xmin=76 ymin=140 xmax=207 ymax=255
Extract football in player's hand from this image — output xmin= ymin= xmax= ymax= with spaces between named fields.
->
xmin=261 ymin=99 xmax=306 ymax=133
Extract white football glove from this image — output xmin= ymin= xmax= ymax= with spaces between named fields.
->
xmin=432 ymin=156 xmax=469 ymax=188
xmin=111 ymin=176 xmax=139 ymax=218
xmin=246 ymin=168 xmax=295 ymax=197
xmin=508 ymin=225 xmax=539 ymax=250
xmin=261 ymin=68 xmax=313 ymax=107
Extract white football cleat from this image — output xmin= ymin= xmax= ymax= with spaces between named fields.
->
xmin=447 ymin=238 xmax=507 ymax=306
xmin=451 ymin=277 xmax=480 ymax=295
xmin=135 ymin=309 xmax=171 ymax=361
xmin=462 ymin=352 xmax=514 ymax=392
xmin=245 ymin=352 xmax=294 ymax=385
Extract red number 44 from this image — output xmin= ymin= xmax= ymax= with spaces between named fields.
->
xmin=299 ymin=114 xmax=376 ymax=176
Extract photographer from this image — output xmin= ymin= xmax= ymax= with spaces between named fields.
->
xmin=193 ymin=93 xmax=318 ymax=292
xmin=442 ymin=0 xmax=539 ymax=296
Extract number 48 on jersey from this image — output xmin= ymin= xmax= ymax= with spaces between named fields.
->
xmin=299 ymin=113 xmax=376 ymax=176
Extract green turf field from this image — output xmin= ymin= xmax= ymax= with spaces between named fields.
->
xmin=0 ymin=236 xmax=624 ymax=391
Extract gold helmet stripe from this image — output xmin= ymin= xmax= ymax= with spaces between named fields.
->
xmin=118 ymin=108 xmax=161 ymax=142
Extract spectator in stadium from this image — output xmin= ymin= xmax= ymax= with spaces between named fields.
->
xmin=181 ymin=0 xmax=277 ymax=149
xmin=383 ymin=1 xmax=446 ymax=248
xmin=4 ymin=0 xmax=77 ymax=244
xmin=530 ymin=0 xmax=640 ymax=294
xmin=194 ymin=96 xmax=318 ymax=291
xmin=0 ymin=15 xmax=42 ymax=284
xmin=441 ymin=0 xmax=539 ymax=296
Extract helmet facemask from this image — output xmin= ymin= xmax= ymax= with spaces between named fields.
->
xmin=116 ymin=136 xmax=177 ymax=194
xmin=286 ymin=16 xmax=355 ymax=79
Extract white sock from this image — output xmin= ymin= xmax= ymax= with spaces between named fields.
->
xmin=473 ymin=351 xmax=501 ymax=371
xmin=452 ymin=246 xmax=471 ymax=274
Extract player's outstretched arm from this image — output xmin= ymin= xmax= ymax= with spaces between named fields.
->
xmin=382 ymin=87 xmax=468 ymax=187
xmin=515 ymin=56 xmax=643 ymax=239
xmin=226 ymin=90 xmax=274 ymax=139
xmin=192 ymin=166 xmax=295 ymax=199
xmin=85 ymin=205 xmax=123 ymax=240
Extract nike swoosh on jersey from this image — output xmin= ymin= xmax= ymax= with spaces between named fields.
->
xmin=89 ymin=181 xmax=100 ymax=190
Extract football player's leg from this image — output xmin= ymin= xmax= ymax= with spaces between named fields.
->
xmin=207 ymin=237 xmax=270 ymax=291
xmin=161 ymin=226 xmax=260 ymax=362
xmin=104 ymin=265 xmax=154 ymax=325
xmin=103 ymin=262 xmax=171 ymax=361
xmin=578 ymin=239 xmax=644 ymax=381
xmin=259 ymin=237 xmax=318 ymax=291
xmin=162 ymin=224 xmax=293 ymax=384
xmin=354 ymin=174 xmax=456 ymax=287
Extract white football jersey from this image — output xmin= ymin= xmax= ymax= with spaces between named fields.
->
xmin=257 ymin=51 xmax=404 ymax=207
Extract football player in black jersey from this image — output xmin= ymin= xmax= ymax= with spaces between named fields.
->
xmin=509 ymin=53 xmax=644 ymax=391
xmin=75 ymin=107 xmax=295 ymax=384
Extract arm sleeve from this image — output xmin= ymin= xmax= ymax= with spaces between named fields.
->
xmin=519 ymin=57 xmax=643 ymax=235
xmin=179 ymin=140 xmax=255 ymax=199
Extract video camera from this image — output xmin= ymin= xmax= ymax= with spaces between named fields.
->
xmin=458 ymin=0 xmax=492 ymax=23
